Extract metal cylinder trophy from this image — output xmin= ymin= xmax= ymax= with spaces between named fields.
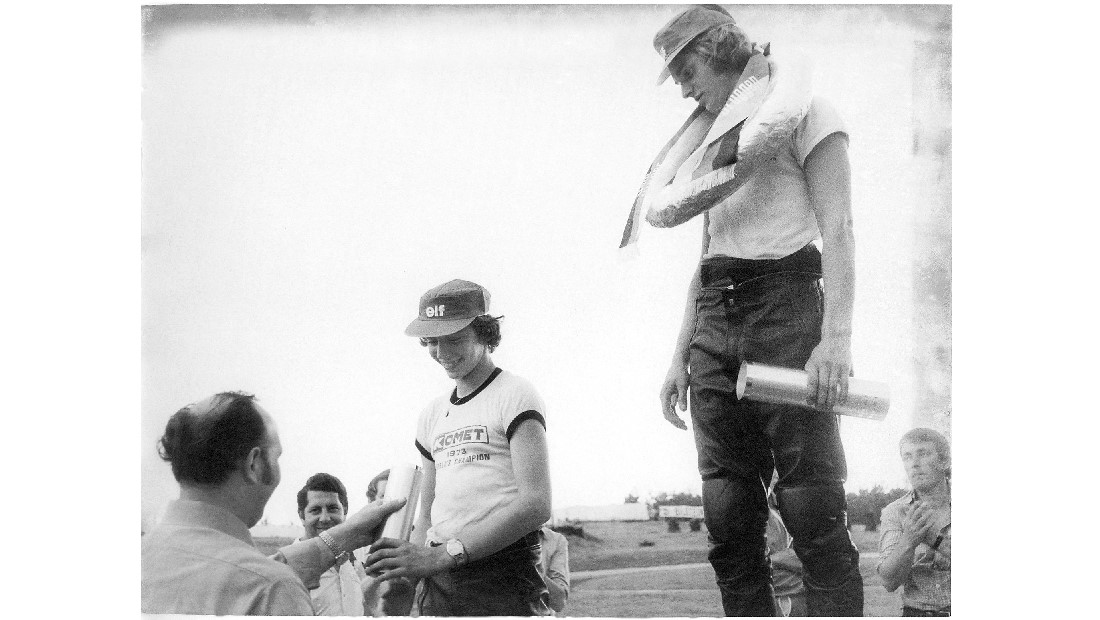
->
xmin=735 ymin=362 xmax=890 ymax=421
xmin=378 ymin=462 xmax=423 ymax=541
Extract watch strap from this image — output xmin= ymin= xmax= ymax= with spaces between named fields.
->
xmin=318 ymin=530 xmax=348 ymax=563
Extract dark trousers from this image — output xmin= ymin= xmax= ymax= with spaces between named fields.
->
xmin=417 ymin=532 xmax=550 ymax=616
xmin=688 ymin=247 xmax=864 ymax=617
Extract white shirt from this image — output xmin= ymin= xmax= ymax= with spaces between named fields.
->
xmin=705 ymin=96 xmax=848 ymax=259
xmin=414 ymin=368 xmax=546 ymax=542
xmin=294 ymin=537 xmax=365 ymax=615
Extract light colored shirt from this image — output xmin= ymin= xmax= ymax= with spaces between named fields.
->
xmin=879 ymin=490 xmax=951 ymax=612
xmin=538 ymin=527 xmax=570 ymax=614
xmin=704 ymin=96 xmax=848 ymax=260
xmin=414 ymin=368 xmax=547 ymax=542
xmin=141 ymin=499 xmax=314 ymax=615
xmin=294 ymin=538 xmax=365 ymax=615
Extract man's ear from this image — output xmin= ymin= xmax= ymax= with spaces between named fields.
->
xmin=242 ymin=446 xmax=265 ymax=484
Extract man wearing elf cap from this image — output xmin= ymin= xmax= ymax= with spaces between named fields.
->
xmin=364 ymin=279 xmax=554 ymax=616
xmin=624 ymin=5 xmax=864 ymax=616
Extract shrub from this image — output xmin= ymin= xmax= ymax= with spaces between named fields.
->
xmin=845 ymin=486 xmax=908 ymax=531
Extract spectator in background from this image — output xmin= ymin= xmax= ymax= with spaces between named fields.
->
xmin=367 ymin=469 xmax=391 ymax=502
xmin=294 ymin=473 xmax=365 ymax=615
xmin=538 ymin=526 xmax=571 ymax=615
xmin=766 ymin=487 xmax=806 ymax=617
xmin=878 ymin=428 xmax=951 ymax=617
xmin=142 ymin=392 xmax=404 ymax=615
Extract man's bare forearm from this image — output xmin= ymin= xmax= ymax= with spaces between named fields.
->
xmin=672 ymin=264 xmax=702 ymax=364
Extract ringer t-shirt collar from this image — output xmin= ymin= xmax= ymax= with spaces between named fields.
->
xmin=450 ymin=367 xmax=503 ymax=405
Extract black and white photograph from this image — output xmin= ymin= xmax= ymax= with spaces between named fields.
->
xmin=133 ymin=3 xmax=962 ymax=617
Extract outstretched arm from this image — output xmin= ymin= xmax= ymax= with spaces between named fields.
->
xmin=273 ymin=498 xmax=406 ymax=589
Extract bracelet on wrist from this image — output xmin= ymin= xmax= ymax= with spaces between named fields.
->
xmin=318 ymin=530 xmax=348 ymax=562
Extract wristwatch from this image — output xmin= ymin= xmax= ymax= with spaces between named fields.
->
xmin=445 ymin=538 xmax=468 ymax=568
xmin=318 ymin=530 xmax=348 ymax=563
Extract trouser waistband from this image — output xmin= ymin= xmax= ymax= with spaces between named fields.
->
xmin=700 ymin=244 xmax=822 ymax=289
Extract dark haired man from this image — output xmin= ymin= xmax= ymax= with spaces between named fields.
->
xmin=295 ymin=472 xmax=365 ymax=615
xmin=142 ymin=392 xmax=405 ymax=615
xmin=365 ymin=279 xmax=553 ymax=616
xmin=625 ymin=4 xmax=864 ymax=616
xmin=878 ymin=429 xmax=951 ymax=616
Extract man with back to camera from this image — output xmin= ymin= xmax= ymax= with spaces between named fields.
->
xmin=364 ymin=279 xmax=554 ymax=616
xmin=625 ymin=5 xmax=864 ymax=616
xmin=141 ymin=391 xmax=405 ymax=615
xmin=295 ymin=472 xmax=366 ymax=615
xmin=878 ymin=428 xmax=951 ymax=616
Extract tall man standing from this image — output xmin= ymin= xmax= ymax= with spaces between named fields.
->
xmin=142 ymin=391 xmax=404 ymax=615
xmin=878 ymin=429 xmax=951 ymax=616
xmin=628 ymin=5 xmax=864 ymax=616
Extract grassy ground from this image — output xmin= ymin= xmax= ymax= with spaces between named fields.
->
xmin=563 ymin=521 xmax=902 ymax=617
xmin=255 ymin=522 xmax=903 ymax=617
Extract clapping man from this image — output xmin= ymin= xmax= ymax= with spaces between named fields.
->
xmin=878 ymin=428 xmax=951 ymax=616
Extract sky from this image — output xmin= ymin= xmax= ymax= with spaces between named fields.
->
xmin=140 ymin=3 xmax=951 ymax=528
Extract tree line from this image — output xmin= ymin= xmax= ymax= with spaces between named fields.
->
xmin=628 ymin=485 xmax=907 ymax=532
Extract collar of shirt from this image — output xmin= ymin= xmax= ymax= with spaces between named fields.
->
xmin=910 ymin=489 xmax=952 ymax=509
xmin=160 ymin=500 xmax=254 ymax=546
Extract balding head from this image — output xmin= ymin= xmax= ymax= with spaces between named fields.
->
xmin=157 ymin=391 xmax=274 ymax=486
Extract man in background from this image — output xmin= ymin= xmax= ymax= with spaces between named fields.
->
xmin=296 ymin=473 xmax=365 ymax=615
xmin=367 ymin=468 xmax=390 ymax=503
xmin=878 ymin=428 xmax=951 ymax=616
xmin=142 ymin=391 xmax=404 ymax=615
xmin=538 ymin=525 xmax=570 ymax=615
xmin=766 ymin=487 xmax=806 ymax=616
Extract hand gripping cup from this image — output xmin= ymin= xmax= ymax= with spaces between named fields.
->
xmin=378 ymin=462 xmax=423 ymax=541
xmin=735 ymin=362 xmax=890 ymax=421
